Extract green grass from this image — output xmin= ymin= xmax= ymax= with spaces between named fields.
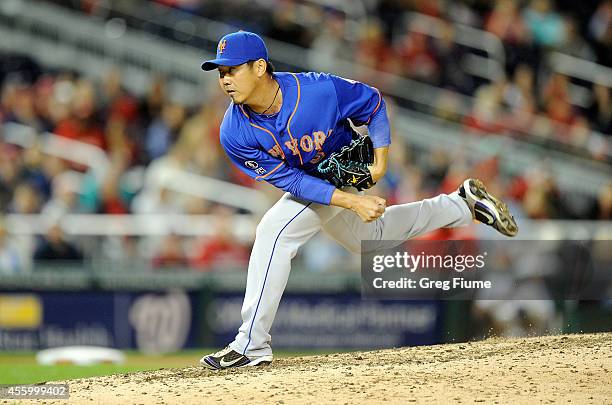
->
xmin=0 ymin=364 xmax=159 ymax=384
xmin=0 ymin=351 xmax=199 ymax=384
xmin=0 ymin=348 xmax=349 ymax=384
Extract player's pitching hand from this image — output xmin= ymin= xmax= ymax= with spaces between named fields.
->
xmin=352 ymin=195 xmax=386 ymax=222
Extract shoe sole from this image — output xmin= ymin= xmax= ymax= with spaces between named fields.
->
xmin=245 ymin=356 xmax=273 ymax=367
xmin=200 ymin=356 xmax=220 ymax=370
xmin=464 ymin=179 xmax=518 ymax=237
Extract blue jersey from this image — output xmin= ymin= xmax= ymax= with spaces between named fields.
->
xmin=220 ymin=72 xmax=391 ymax=205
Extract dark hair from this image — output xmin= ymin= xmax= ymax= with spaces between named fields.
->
xmin=248 ymin=60 xmax=275 ymax=75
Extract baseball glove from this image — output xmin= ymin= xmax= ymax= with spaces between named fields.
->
xmin=317 ymin=135 xmax=376 ymax=191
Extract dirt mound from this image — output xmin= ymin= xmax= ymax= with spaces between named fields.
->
xmin=61 ymin=333 xmax=612 ymax=404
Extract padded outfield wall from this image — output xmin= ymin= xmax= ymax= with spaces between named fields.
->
xmin=1 ymin=270 xmax=609 ymax=353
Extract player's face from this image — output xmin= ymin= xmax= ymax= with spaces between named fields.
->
xmin=217 ymin=63 xmax=258 ymax=105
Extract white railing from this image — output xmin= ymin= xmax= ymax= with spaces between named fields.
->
xmin=2 ymin=122 xmax=271 ymax=214
xmin=549 ymin=52 xmax=612 ymax=88
xmin=548 ymin=52 xmax=612 ymax=108
xmin=0 ymin=0 xmax=215 ymax=104
xmin=396 ymin=109 xmax=611 ymax=195
xmin=140 ymin=166 xmax=270 ymax=215
xmin=4 ymin=213 xmax=611 ymax=241
xmin=4 ymin=214 xmax=256 ymax=241
xmin=3 ymin=122 xmax=110 ymax=183
xmin=404 ymin=12 xmax=506 ymax=81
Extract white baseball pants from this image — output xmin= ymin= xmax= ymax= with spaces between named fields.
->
xmin=228 ymin=190 xmax=472 ymax=357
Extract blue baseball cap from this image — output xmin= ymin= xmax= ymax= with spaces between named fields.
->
xmin=201 ymin=31 xmax=269 ymax=71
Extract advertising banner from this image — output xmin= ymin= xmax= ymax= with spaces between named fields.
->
xmin=206 ymin=293 xmax=441 ymax=349
xmin=1 ymin=288 xmax=442 ymax=352
xmin=0 ymin=291 xmax=199 ymax=352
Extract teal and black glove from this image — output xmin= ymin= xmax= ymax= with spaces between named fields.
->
xmin=317 ymin=135 xmax=376 ymax=191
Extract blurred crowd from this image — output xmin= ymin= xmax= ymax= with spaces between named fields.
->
xmin=0 ymin=54 xmax=610 ymax=273
xmin=0 ymin=56 xmax=254 ymax=273
xmin=1 ymin=0 xmax=611 ymax=273
xmin=228 ymin=0 xmax=612 ymax=158
xmin=71 ymin=0 xmax=612 ymax=159
xmin=146 ymin=0 xmax=610 ymax=67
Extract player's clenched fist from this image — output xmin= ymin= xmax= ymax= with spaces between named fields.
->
xmin=352 ymin=195 xmax=386 ymax=222
xmin=330 ymin=190 xmax=387 ymax=222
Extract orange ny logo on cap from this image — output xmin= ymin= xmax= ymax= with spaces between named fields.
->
xmin=218 ymin=39 xmax=227 ymax=54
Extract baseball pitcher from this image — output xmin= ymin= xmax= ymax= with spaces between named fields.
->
xmin=199 ymin=31 xmax=518 ymax=370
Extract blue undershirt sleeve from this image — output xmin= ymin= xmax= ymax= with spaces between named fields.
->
xmin=366 ymin=101 xmax=391 ymax=148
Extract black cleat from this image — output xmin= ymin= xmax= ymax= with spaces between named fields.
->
xmin=459 ymin=178 xmax=519 ymax=237
xmin=200 ymin=346 xmax=272 ymax=370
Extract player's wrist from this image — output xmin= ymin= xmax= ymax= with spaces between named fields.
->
xmin=369 ymin=165 xmax=385 ymax=182
xmin=370 ymin=147 xmax=389 ymax=182
xmin=330 ymin=189 xmax=361 ymax=210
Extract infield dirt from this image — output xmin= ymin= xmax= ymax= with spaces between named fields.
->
xmin=21 ymin=332 xmax=612 ymax=404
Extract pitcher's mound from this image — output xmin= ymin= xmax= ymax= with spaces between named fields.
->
xmin=65 ymin=333 xmax=611 ymax=404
